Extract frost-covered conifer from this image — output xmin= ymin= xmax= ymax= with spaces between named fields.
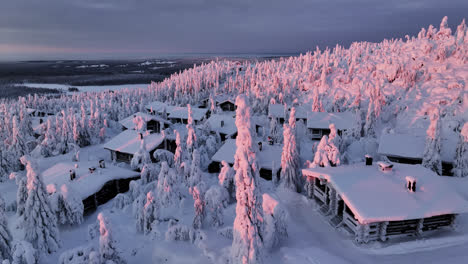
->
xmin=191 ymin=184 xmax=205 ymax=229
xmin=422 ymin=109 xmax=442 ymax=175
xmin=97 ymin=213 xmax=125 ymax=264
xmin=364 ymin=97 xmax=376 ymax=138
xmin=311 ymin=135 xmax=340 ymax=167
xmin=16 ymin=177 xmax=27 ymax=221
xmin=21 ymin=155 xmax=60 ymax=254
xmin=130 ymin=136 xmax=152 ymax=171
xmin=156 ymin=162 xmax=180 ymax=207
xmin=189 ymin=149 xmax=202 ymax=188
xmin=231 ymin=95 xmax=264 ymax=264
xmin=133 ymin=115 xmax=146 ymax=132
xmin=56 ymin=185 xmax=84 ymax=226
xmin=262 ymin=194 xmax=288 ymax=251
xmin=140 ymin=163 xmax=160 ymax=185
xmin=453 ymin=122 xmax=468 ymax=177
xmin=10 ymin=241 xmax=38 ymax=264
xmin=186 ymin=104 xmax=197 ymax=155
xmin=218 ymin=161 xmax=235 ymax=202
xmin=136 ymin=191 xmax=159 ymax=234
xmin=269 ymin=116 xmax=279 ymax=143
xmin=0 ymin=195 xmax=12 ymax=261
xmin=205 ymin=185 xmax=228 ymax=227
xmin=280 ymin=123 xmax=301 ymax=192
xmin=328 ymin=123 xmax=342 ymax=151
xmin=312 ymin=89 xmax=323 ymax=112
xmin=173 ymin=130 xmax=184 ymax=173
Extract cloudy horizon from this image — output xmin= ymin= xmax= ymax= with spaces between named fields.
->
xmin=1 ymin=0 xmax=467 ymax=61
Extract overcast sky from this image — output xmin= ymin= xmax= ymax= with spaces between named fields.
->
xmin=0 ymin=0 xmax=467 ymax=61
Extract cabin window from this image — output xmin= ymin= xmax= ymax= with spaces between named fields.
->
xmin=312 ymin=129 xmax=321 ymax=135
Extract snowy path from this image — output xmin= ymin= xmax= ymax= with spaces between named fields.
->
xmin=275 ymin=189 xmax=468 ymax=264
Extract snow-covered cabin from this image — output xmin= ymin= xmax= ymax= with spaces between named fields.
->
xmin=145 ymin=101 xmax=209 ymax=125
xmin=203 ymin=95 xmax=236 ymax=112
xmin=26 ymin=107 xmax=55 ymax=117
xmin=306 ymin=112 xmax=354 ymax=140
xmin=302 ymin=162 xmax=468 ymax=243
xmin=167 ymin=106 xmax=209 ymax=125
xmin=378 ymin=133 xmax=456 ymax=176
xmin=268 ymin=104 xmax=308 ymax=124
xmin=119 ymin=112 xmax=171 ymax=133
xmin=103 ymin=130 xmax=167 ymax=163
xmin=209 ymin=139 xmax=282 ymax=180
xmin=42 ymin=161 xmax=140 ymax=213
xmin=205 ymin=114 xmax=237 ymax=141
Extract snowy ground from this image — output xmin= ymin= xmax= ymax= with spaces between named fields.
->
xmin=16 ymin=83 xmax=149 ymax=93
xmin=3 ymin=142 xmax=468 ymax=264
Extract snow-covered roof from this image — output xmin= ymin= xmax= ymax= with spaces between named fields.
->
xmin=145 ymin=101 xmax=169 ymax=113
xmin=42 ymin=161 xmax=139 ymax=200
xmin=306 ymin=112 xmax=354 ymax=130
xmin=206 ymin=114 xmax=237 ymax=136
xmin=268 ymin=104 xmax=309 ymax=120
xmin=168 ymin=106 xmax=208 ymax=121
xmin=378 ymin=133 xmax=457 ymax=163
xmin=211 ymin=139 xmax=282 ymax=170
xmin=302 ymin=163 xmax=468 ymax=224
xmin=26 ymin=108 xmax=36 ymax=115
xmin=294 ymin=106 xmax=309 ymax=120
xmin=215 ymin=94 xmax=236 ymax=105
xmin=119 ymin=112 xmax=171 ymax=130
xmin=103 ymin=130 xmax=165 ymax=154
xmin=268 ymin=104 xmax=286 ymax=119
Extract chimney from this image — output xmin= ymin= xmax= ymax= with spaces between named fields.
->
xmin=378 ymin=161 xmax=393 ymax=172
xmin=221 ymin=120 xmax=225 ymax=127
xmin=365 ymin=154 xmax=373 ymax=166
xmin=406 ymin=176 xmax=416 ymax=192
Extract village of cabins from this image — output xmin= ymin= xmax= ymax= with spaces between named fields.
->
xmin=26 ymin=94 xmax=468 ymax=245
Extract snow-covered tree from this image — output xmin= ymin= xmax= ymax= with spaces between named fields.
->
xmin=16 ymin=177 xmax=28 ymax=222
xmin=133 ymin=115 xmax=146 ymax=131
xmin=189 ymin=149 xmax=202 ymax=188
xmin=422 ymin=109 xmax=442 ymax=175
xmin=10 ymin=241 xmax=38 ymax=264
xmin=58 ymin=245 xmax=96 ymax=264
xmin=140 ymin=163 xmax=160 ymax=185
xmin=0 ymin=195 xmax=12 ymax=261
xmin=218 ymin=161 xmax=235 ymax=202
xmin=269 ymin=116 xmax=279 ymax=143
xmin=173 ymin=130 xmax=184 ymax=173
xmin=205 ymin=185 xmax=229 ymax=227
xmin=186 ymin=104 xmax=197 ymax=155
xmin=231 ymin=94 xmax=264 ymax=264
xmin=136 ymin=191 xmax=159 ymax=235
xmin=262 ymin=194 xmax=288 ymax=251
xmin=21 ymin=155 xmax=60 ymax=254
xmin=97 ymin=213 xmax=125 ymax=264
xmin=280 ymin=123 xmax=301 ymax=192
xmin=156 ymin=162 xmax=180 ymax=208
xmin=191 ymin=184 xmax=206 ymax=229
xmin=363 ymin=98 xmax=376 ymax=138
xmin=130 ymin=136 xmax=152 ymax=171
xmin=453 ymin=122 xmax=468 ymax=177
xmin=54 ymin=185 xmax=84 ymax=226
xmin=312 ymin=89 xmax=323 ymax=112
xmin=311 ymin=135 xmax=340 ymax=167
xmin=328 ymin=123 xmax=343 ymax=151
